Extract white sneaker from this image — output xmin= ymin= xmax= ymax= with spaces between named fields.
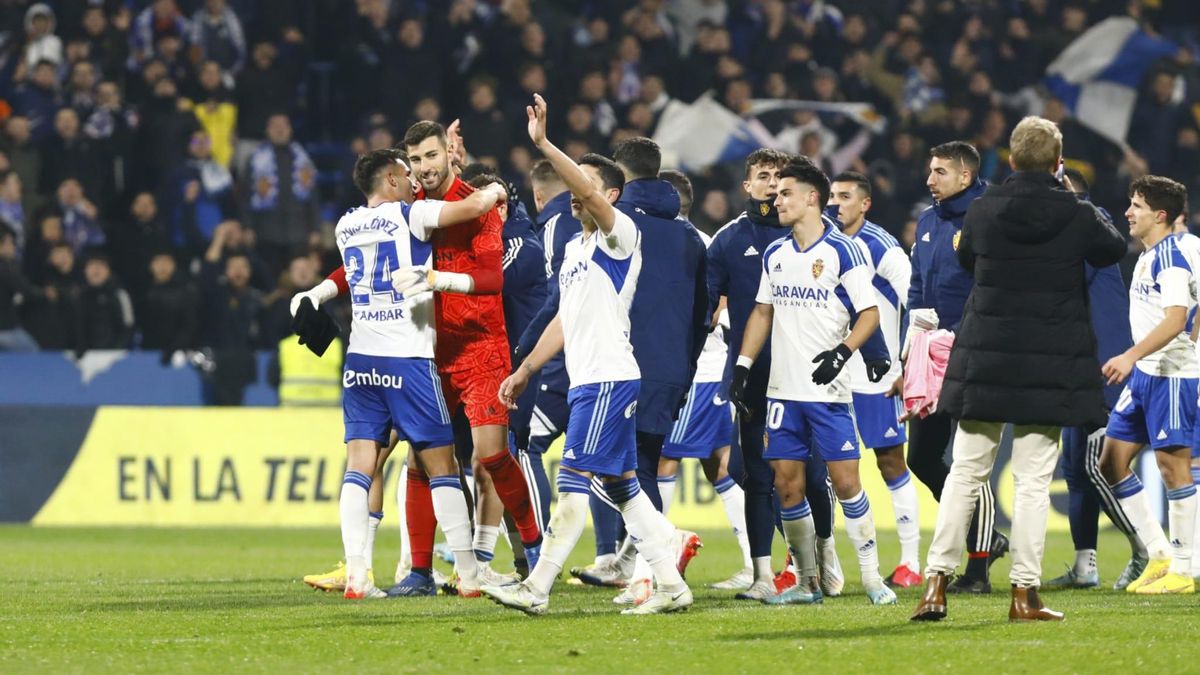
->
xmin=478 ymin=563 xmax=521 ymax=587
xmin=359 ymin=581 xmax=387 ymax=599
xmin=621 ymin=586 xmax=693 ymax=615
xmin=709 ymin=567 xmax=754 ymax=591
xmin=481 ymin=582 xmax=548 ymax=615
xmin=817 ymin=538 xmax=844 ymax=597
xmin=734 ymin=579 xmax=775 ymax=600
xmin=865 ymin=582 xmax=897 ymax=605
xmin=613 ymin=577 xmax=652 ymax=605
xmin=432 ymin=568 xmax=451 ymax=586
xmin=576 ymin=560 xmax=632 ymax=588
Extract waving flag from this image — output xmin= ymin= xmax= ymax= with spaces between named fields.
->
xmin=1044 ymin=17 xmax=1177 ymax=146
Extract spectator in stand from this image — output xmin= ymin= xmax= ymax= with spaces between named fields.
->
xmin=1 ymin=117 xmax=42 ymax=220
xmin=191 ymin=61 xmax=237 ymax=169
xmin=11 ymin=60 xmax=62 ymax=144
xmin=110 ymin=192 xmax=169 ymax=304
xmin=84 ymin=81 xmax=136 ymax=212
xmin=203 ymin=218 xmax=270 ymax=291
xmin=75 ymin=251 xmax=134 ymax=351
xmin=136 ymin=75 xmax=200 ymax=192
xmin=1130 ymin=70 xmax=1189 ymax=175
xmin=189 ymin=0 xmax=247 ymax=75
xmin=22 ymin=242 xmax=77 ymax=349
xmin=0 ymin=225 xmax=44 ymax=351
xmin=200 ymin=247 xmax=262 ymax=405
xmin=81 ymin=6 xmax=129 ymax=82
xmin=51 ymin=178 xmax=104 ymax=256
xmin=40 ymin=108 xmax=102 ymax=201
xmin=244 ymin=113 xmax=319 ymax=279
xmin=128 ymin=0 xmax=189 ymax=72
xmin=380 ymin=18 xmax=441 ymax=123
xmin=21 ymin=4 xmax=63 ymax=70
xmin=0 ymin=171 xmax=26 ymax=255
xmin=140 ymin=250 xmax=198 ymax=355
xmin=259 ymin=253 xmax=317 ymax=347
xmin=165 ymin=130 xmax=236 ymax=254
xmin=64 ymin=61 xmax=98 ymax=119
xmin=235 ymin=42 xmax=295 ymax=172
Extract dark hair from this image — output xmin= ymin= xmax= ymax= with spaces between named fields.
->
xmin=529 ymin=159 xmax=563 ymax=188
xmin=1063 ymin=167 xmax=1089 ymax=194
xmin=929 ymin=141 xmax=980 ymax=177
xmin=832 ymin=171 xmax=871 ymax=198
xmin=402 ymin=120 xmax=446 ymax=150
xmin=460 ymin=162 xmax=496 ymax=184
xmin=1130 ymin=175 xmax=1187 ymax=224
xmin=579 ymin=153 xmax=625 ymax=195
xmin=658 ymin=169 xmax=692 ymax=216
xmin=743 ymin=148 xmax=792 ymax=179
xmin=463 ymin=169 xmax=503 ymax=191
xmin=352 ymin=148 xmax=407 ymax=197
xmin=779 ymin=160 xmax=830 ymax=208
xmin=612 ymin=136 xmax=661 ymax=179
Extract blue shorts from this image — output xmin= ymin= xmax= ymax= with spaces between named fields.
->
xmin=1105 ymin=368 xmax=1198 ymax=450
xmin=561 ymin=380 xmax=640 ymax=477
xmin=530 ymin=382 xmax=570 ymax=438
xmin=342 ymin=353 xmax=454 ymax=450
xmin=663 ymin=381 xmax=733 ymax=459
xmin=764 ymin=399 xmax=860 ymax=463
xmin=851 ymin=391 xmax=907 ymax=449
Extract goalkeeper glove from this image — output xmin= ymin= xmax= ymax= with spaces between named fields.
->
xmin=289 ymin=278 xmax=339 ymax=317
xmin=812 ymin=344 xmax=852 ymax=385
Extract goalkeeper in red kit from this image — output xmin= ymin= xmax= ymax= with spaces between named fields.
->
xmin=296 ymin=122 xmax=543 ymax=594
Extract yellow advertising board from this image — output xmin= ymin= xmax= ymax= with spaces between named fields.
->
xmin=33 ymin=406 xmax=1072 ymax=531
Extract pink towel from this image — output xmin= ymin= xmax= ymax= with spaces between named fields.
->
xmin=903 ymin=329 xmax=955 ymax=419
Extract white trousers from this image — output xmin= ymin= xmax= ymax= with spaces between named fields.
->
xmin=925 ymin=420 xmax=1060 ymax=587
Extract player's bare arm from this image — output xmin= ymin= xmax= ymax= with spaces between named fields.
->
xmin=498 ymin=314 xmax=565 ymax=410
xmin=526 ymin=93 xmax=616 ymax=233
xmin=1103 ymin=305 xmax=1186 ymax=385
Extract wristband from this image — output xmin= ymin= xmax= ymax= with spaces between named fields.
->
xmin=312 ymin=278 xmax=339 ymax=304
xmin=736 ymin=355 xmax=754 ymax=369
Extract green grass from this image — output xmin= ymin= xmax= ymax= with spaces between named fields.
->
xmin=0 ymin=526 xmax=1194 ymax=674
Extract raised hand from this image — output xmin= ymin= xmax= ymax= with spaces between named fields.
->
xmin=526 ymin=93 xmax=548 ymax=146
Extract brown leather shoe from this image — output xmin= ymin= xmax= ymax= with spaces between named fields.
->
xmin=910 ymin=573 xmax=948 ymax=621
xmin=1009 ymin=585 xmax=1064 ymax=622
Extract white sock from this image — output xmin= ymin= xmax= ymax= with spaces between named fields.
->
xmin=397 ymin=463 xmax=411 ymax=572
xmin=474 ymin=524 xmax=501 ymax=564
xmin=752 ymin=555 xmax=774 ymax=582
xmin=340 ymin=470 xmax=371 ymax=564
xmin=886 ymin=470 xmax=921 ymax=569
xmin=1112 ymin=473 xmax=1171 ymax=559
xmin=842 ymin=490 xmax=884 ymax=588
xmin=366 ymin=511 xmax=383 ymax=571
xmin=618 ymin=490 xmax=686 ymax=591
xmin=1074 ymin=548 xmax=1097 ymax=576
xmin=657 ymin=475 xmax=677 ymax=516
xmin=527 ymin=490 xmax=588 ymax=597
xmin=429 ymin=476 xmax=479 ymax=586
xmin=779 ymin=500 xmax=817 ymax=578
xmin=715 ymin=475 xmax=752 ymax=569
xmin=630 ymin=553 xmax=653 ymax=584
xmin=1166 ymin=485 xmax=1197 ymax=575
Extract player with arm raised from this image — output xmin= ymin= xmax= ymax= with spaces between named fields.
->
xmin=482 ymin=94 xmax=691 ymax=615
xmin=730 ymin=160 xmax=897 ymax=606
xmin=332 ymin=148 xmax=503 ymax=600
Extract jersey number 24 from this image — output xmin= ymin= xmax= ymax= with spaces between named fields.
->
xmin=344 ymin=241 xmax=404 ymax=306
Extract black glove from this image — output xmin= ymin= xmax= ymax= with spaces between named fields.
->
xmin=673 ymin=387 xmax=690 ymax=421
xmin=865 ymin=357 xmax=892 ymax=383
xmin=811 ymin=344 xmax=852 ymax=386
xmin=291 ymin=297 xmax=340 ymax=357
xmin=729 ymin=364 xmax=752 ymax=418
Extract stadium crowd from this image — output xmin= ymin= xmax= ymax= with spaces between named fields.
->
xmin=0 ymin=0 xmax=1196 ymax=367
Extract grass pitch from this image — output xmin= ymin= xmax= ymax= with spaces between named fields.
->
xmin=0 ymin=526 xmax=1194 ymax=674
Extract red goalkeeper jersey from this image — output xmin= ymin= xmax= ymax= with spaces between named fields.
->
xmin=433 ymin=177 xmax=509 ymax=371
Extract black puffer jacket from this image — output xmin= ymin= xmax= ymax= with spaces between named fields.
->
xmin=939 ymin=171 xmax=1126 ymax=428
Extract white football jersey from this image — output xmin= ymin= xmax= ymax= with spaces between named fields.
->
xmin=756 ymin=224 xmax=878 ymax=402
xmin=335 ymin=200 xmax=443 ymax=359
xmin=846 ymin=221 xmax=911 ymax=394
xmin=558 ymin=208 xmax=642 ymax=386
xmin=1129 ymin=234 xmax=1198 ymax=377
xmin=694 ymin=231 xmax=728 ymax=384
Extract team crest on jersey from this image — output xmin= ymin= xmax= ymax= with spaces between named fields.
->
xmin=759 ymin=202 xmax=770 ymax=216
xmin=811 ymin=258 xmax=825 ymax=279
xmin=952 ymin=231 xmax=961 ymax=251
